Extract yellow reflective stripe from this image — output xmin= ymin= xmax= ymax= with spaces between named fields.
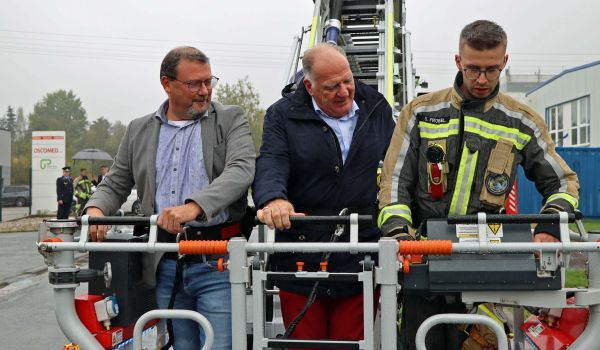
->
xmin=450 ymin=146 xmax=479 ymax=215
xmin=308 ymin=15 xmax=318 ymax=48
xmin=419 ymin=119 xmax=460 ymax=139
xmin=421 ymin=129 xmax=459 ymax=139
xmin=378 ymin=204 xmax=413 ymax=227
xmin=478 ymin=305 xmax=503 ymax=326
xmin=548 ymin=192 xmax=579 ymax=209
xmin=386 ymin=9 xmax=394 ymax=106
xmin=464 ymin=116 xmax=531 ymax=150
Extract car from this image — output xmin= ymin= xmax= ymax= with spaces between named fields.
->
xmin=120 ymin=189 xmax=142 ymax=216
xmin=1 ymin=185 xmax=30 ymax=207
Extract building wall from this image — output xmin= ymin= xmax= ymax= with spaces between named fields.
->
xmin=0 ymin=129 xmax=11 ymax=185
xmin=527 ymin=64 xmax=600 ymax=147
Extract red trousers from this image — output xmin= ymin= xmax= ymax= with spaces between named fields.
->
xmin=279 ymin=289 xmax=380 ymax=350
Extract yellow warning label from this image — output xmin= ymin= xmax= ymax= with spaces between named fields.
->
xmin=488 ymin=223 xmax=501 ymax=235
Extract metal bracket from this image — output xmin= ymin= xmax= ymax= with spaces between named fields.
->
xmin=349 ymin=213 xmax=359 ymax=254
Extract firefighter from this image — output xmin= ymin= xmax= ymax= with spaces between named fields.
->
xmin=377 ymin=20 xmax=579 ymax=350
xmin=73 ymin=168 xmax=93 ymax=216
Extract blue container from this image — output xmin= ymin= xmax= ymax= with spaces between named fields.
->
xmin=517 ymin=147 xmax=600 ymax=217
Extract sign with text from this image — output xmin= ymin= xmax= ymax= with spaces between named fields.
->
xmin=32 ymin=131 xmax=65 ymax=214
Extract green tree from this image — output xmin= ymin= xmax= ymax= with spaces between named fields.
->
xmin=105 ymin=121 xmax=127 ymax=156
xmin=1 ymin=105 xmax=16 ymax=138
xmin=28 ymin=90 xmax=88 ymax=160
xmin=14 ymin=107 xmax=27 ymax=140
xmin=83 ymin=117 xmax=112 ymax=150
xmin=214 ymin=76 xmax=265 ymax=152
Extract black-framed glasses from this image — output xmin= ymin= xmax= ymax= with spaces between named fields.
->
xmin=172 ymin=76 xmax=219 ymax=92
xmin=462 ymin=67 xmax=502 ymax=81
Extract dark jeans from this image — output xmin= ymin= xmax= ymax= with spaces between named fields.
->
xmin=398 ymin=294 xmax=467 ymax=350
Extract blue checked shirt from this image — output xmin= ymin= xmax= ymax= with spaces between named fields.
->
xmin=154 ymin=101 xmax=228 ymax=226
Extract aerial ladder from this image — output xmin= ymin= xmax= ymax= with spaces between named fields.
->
xmin=284 ymin=0 xmax=417 ymax=115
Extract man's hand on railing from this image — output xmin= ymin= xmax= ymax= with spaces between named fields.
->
xmin=85 ymin=207 xmax=107 ymax=242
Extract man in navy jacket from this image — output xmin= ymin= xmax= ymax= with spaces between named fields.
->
xmin=253 ymin=43 xmax=394 ymax=347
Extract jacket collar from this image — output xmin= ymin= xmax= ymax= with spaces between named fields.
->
xmin=282 ymin=78 xmax=382 ymax=121
xmin=452 ymin=71 xmax=500 ymax=113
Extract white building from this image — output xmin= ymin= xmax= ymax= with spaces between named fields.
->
xmin=526 ymin=60 xmax=600 ymax=147
xmin=499 ymin=68 xmax=553 ymax=103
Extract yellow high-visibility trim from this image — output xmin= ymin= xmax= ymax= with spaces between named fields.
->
xmin=420 ymin=129 xmax=459 ymax=139
xmin=308 ymin=15 xmax=318 ymax=48
xmin=464 ymin=116 xmax=531 ymax=150
xmin=450 ymin=146 xmax=479 ymax=215
xmin=419 ymin=119 xmax=459 ymax=139
xmin=462 ymin=150 xmax=479 ymax=215
xmin=386 ymin=9 xmax=394 ymax=106
xmin=378 ymin=204 xmax=412 ymax=227
xmin=479 ymin=305 xmax=503 ymax=326
xmin=420 ymin=119 xmax=459 ymax=129
xmin=547 ymin=192 xmax=579 ymax=209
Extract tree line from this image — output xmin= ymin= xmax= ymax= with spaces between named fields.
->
xmin=0 ymin=76 xmax=265 ymax=185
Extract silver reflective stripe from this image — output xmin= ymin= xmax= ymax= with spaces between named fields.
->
xmin=450 ymin=146 xmax=479 ymax=215
xmin=391 ymin=116 xmax=415 ymax=203
xmin=493 ymin=103 xmax=568 ymax=193
xmin=419 ymin=119 xmax=459 ymax=139
xmin=464 ymin=116 xmax=531 ymax=150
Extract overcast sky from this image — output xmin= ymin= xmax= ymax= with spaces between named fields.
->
xmin=2 ymin=0 xmax=600 ymax=125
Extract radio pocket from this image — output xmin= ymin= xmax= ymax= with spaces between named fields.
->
xmin=480 ymin=138 xmax=515 ymax=208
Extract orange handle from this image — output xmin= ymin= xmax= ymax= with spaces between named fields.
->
xmin=217 ymin=258 xmax=225 ymax=272
xmin=296 ymin=261 xmax=305 ymax=272
xmin=403 ymin=257 xmax=410 ymax=274
xmin=179 ymin=240 xmax=228 ymax=255
xmin=398 ymin=240 xmax=452 ymax=256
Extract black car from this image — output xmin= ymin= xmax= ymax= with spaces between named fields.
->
xmin=1 ymin=185 xmax=30 ymax=207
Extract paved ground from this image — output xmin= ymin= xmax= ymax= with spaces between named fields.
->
xmin=0 ymin=207 xmax=30 ymax=222
xmin=0 ymin=231 xmax=46 ymax=284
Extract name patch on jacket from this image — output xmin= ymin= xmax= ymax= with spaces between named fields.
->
xmin=420 ymin=114 xmax=451 ymax=124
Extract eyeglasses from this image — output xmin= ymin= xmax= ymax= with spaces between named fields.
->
xmin=172 ymin=76 xmax=219 ymax=92
xmin=462 ymin=67 xmax=502 ymax=81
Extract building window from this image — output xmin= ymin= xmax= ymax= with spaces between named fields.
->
xmin=546 ymin=96 xmax=590 ymax=146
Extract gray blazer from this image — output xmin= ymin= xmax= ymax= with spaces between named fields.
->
xmin=86 ymin=101 xmax=256 ymax=286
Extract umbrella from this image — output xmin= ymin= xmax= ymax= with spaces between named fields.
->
xmin=71 ymin=149 xmax=114 ymax=181
xmin=72 ymin=149 xmax=113 ymax=161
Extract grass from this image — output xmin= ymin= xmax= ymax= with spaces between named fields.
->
xmin=570 ymin=218 xmax=600 ymax=232
xmin=566 ymin=269 xmax=588 ymax=288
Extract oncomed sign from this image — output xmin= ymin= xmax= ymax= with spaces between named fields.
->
xmin=32 ymin=131 xmax=65 ymax=214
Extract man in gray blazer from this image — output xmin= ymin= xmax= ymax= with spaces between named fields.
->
xmin=85 ymin=46 xmax=255 ymax=350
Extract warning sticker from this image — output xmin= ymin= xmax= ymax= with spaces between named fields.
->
xmin=528 ymin=323 xmax=545 ymax=338
xmin=487 ymin=223 xmax=503 ymax=237
xmin=112 ymin=329 xmax=123 ymax=346
xmin=456 ymin=224 xmax=478 ymax=243
xmin=455 ymin=223 xmax=503 ymax=243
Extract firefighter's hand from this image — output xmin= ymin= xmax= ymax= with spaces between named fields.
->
xmin=533 ymin=232 xmax=560 ymax=243
xmin=58 ymin=200 xmax=63 ymax=205
xmin=158 ymin=202 xmax=204 ymax=235
xmin=85 ymin=207 xmax=107 ymax=242
xmin=257 ymin=198 xmax=303 ymax=230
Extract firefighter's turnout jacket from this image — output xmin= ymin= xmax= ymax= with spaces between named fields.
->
xmin=378 ymin=73 xmax=579 ymax=239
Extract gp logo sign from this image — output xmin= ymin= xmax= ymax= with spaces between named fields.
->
xmin=40 ymin=158 xmax=52 ymax=169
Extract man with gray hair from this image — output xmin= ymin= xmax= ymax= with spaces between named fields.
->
xmin=253 ymin=43 xmax=395 ymax=347
xmin=85 ymin=46 xmax=256 ymax=350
